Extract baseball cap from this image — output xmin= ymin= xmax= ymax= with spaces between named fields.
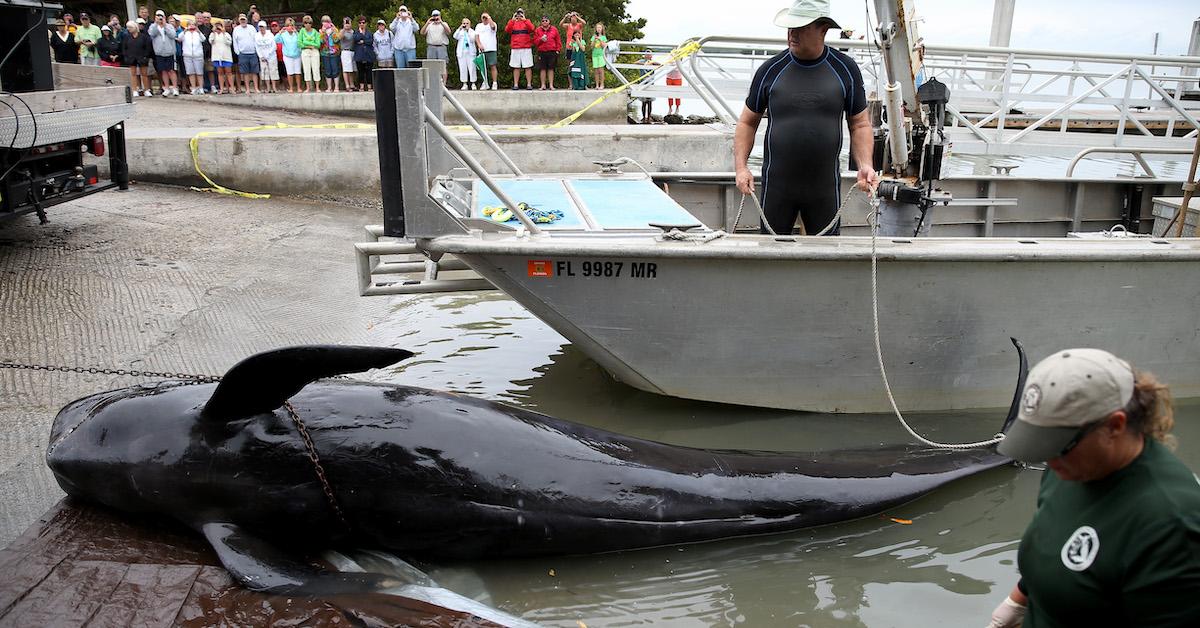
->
xmin=399 ymin=5 xmax=409 ymax=11
xmin=100 ymin=25 xmax=110 ymax=31
xmin=270 ymin=21 xmax=279 ymax=27
xmin=997 ymin=348 xmax=1135 ymax=463
xmin=431 ymin=10 xmax=440 ymax=16
xmin=136 ymin=17 xmax=146 ymax=24
xmin=79 ymin=12 xmax=90 ymax=20
xmin=155 ymin=9 xmax=165 ymax=17
xmin=258 ymin=20 xmax=267 ymax=27
xmin=773 ymin=0 xmax=841 ymax=30
xmin=376 ymin=18 xmax=386 ymax=24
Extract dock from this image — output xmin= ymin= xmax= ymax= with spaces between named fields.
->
xmin=0 ymin=499 xmax=500 ymax=627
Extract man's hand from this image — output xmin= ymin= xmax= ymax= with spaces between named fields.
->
xmin=856 ymin=166 xmax=879 ymax=193
xmin=735 ymin=168 xmax=754 ymax=196
xmin=986 ymin=594 xmax=1026 ymax=628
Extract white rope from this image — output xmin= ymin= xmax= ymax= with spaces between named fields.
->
xmin=733 ymin=186 xmax=857 ymax=236
xmin=867 ymin=199 xmax=1004 ymax=449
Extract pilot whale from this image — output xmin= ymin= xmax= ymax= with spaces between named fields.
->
xmin=47 ymin=343 xmax=1025 ymax=595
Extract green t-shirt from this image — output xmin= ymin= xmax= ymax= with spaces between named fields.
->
xmin=74 ymin=24 xmax=102 ymax=58
xmin=1017 ymin=439 xmax=1200 ymax=627
xmin=297 ymin=27 xmax=321 ymax=50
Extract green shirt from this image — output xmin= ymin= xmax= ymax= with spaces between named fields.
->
xmin=74 ymin=24 xmax=102 ymax=58
xmin=1017 ymin=439 xmax=1200 ymax=627
xmin=298 ymin=27 xmax=321 ymax=50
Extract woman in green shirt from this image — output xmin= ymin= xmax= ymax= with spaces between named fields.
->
xmin=297 ymin=15 xmax=322 ymax=92
xmin=989 ymin=349 xmax=1200 ymax=628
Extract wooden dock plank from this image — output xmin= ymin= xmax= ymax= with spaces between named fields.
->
xmin=0 ymin=500 xmax=501 ymax=627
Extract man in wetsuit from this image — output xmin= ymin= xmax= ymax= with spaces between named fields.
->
xmin=733 ymin=0 xmax=878 ymax=235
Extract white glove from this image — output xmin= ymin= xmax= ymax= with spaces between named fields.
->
xmin=986 ymin=595 xmax=1026 ymax=628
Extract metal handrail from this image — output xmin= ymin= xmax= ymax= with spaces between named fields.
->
xmin=1065 ymin=147 xmax=1196 ymax=178
xmin=422 ymin=108 xmax=542 ymax=235
xmin=441 ymin=90 xmax=525 ymax=177
xmin=617 ymin=36 xmax=1200 ymax=144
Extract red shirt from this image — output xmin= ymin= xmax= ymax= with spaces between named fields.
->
xmin=534 ymin=25 xmax=560 ymax=53
xmin=505 ymin=18 xmax=535 ymax=49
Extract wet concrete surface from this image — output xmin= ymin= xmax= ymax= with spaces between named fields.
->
xmin=0 ymin=184 xmax=388 ymax=547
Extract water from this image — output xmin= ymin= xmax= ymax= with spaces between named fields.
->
xmin=368 ymin=292 xmax=1200 ymax=627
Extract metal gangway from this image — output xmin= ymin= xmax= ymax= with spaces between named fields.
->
xmin=612 ymin=36 xmax=1200 ymax=154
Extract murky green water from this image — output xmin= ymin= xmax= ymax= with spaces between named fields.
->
xmin=369 ymin=292 xmax=1200 ymax=627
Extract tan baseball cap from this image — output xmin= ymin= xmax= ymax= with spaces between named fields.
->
xmin=997 ymin=348 xmax=1135 ymax=463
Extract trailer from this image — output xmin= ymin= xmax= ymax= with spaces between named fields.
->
xmin=0 ymin=0 xmax=133 ymax=224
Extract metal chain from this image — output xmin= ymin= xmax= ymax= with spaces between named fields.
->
xmin=0 ymin=361 xmax=222 ymax=382
xmin=283 ymin=400 xmax=350 ymax=531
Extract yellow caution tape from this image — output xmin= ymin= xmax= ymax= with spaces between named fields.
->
xmin=189 ymin=122 xmax=374 ymax=199
xmin=189 ymin=41 xmax=703 ymax=199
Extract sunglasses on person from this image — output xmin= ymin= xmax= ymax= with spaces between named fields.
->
xmin=1058 ymin=419 xmax=1107 ymax=457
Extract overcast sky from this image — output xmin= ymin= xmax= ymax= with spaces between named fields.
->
xmin=628 ymin=0 xmax=1200 ymax=57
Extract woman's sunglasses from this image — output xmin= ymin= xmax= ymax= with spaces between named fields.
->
xmin=1058 ymin=419 xmax=1107 ymax=457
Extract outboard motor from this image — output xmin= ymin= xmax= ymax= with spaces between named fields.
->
xmin=870 ymin=0 xmax=953 ymax=237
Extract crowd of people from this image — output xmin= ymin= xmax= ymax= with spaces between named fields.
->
xmin=49 ymin=5 xmax=624 ymax=96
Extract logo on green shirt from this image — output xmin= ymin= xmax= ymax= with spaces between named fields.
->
xmin=1061 ymin=525 xmax=1099 ymax=571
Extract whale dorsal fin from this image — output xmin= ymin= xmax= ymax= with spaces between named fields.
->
xmin=202 ymin=345 xmax=413 ymax=421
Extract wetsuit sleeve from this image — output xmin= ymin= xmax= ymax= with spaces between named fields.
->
xmin=846 ymin=56 xmax=867 ymax=116
xmin=827 ymin=50 xmax=867 ymax=117
xmin=1120 ymin=514 xmax=1200 ymax=626
xmin=744 ymin=52 xmax=786 ymax=114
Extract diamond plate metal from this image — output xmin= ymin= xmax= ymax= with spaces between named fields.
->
xmin=0 ymin=103 xmax=135 ymax=149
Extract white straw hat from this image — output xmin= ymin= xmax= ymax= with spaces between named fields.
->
xmin=774 ymin=0 xmax=841 ymax=29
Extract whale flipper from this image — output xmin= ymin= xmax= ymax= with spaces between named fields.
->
xmin=203 ymin=345 xmax=413 ymax=421
xmin=200 ymin=522 xmax=397 ymax=595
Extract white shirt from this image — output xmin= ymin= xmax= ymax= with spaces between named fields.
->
xmin=475 ymin=22 xmax=497 ymax=52
xmin=254 ymin=30 xmax=276 ymax=58
xmin=232 ymin=23 xmax=257 ymax=55
xmin=389 ymin=17 xmax=417 ymax=50
xmin=178 ymin=28 xmax=205 ymax=57
xmin=454 ymin=27 xmax=476 ymax=57
xmin=209 ymin=31 xmax=232 ymax=62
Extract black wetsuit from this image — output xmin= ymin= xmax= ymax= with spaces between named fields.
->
xmin=745 ymin=46 xmax=866 ymax=235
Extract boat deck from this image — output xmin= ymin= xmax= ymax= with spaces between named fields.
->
xmin=0 ymin=500 xmax=498 ymax=627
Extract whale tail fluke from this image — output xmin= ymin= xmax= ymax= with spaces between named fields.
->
xmin=1000 ymin=337 xmax=1029 ymax=437
xmin=203 ymin=345 xmax=413 ymax=421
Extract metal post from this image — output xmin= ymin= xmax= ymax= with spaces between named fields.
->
xmin=374 ymin=68 xmax=405 ymax=237
xmin=106 ymin=122 xmax=129 ymax=190
xmin=419 ymin=59 xmax=454 ymax=179
xmin=392 ymin=67 xmax=466 ymax=238
xmin=1116 ymin=63 xmax=1135 ymax=146
xmin=988 ymin=0 xmax=1016 ymax=48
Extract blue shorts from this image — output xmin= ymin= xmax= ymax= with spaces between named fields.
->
xmin=213 ymin=60 xmax=232 ymax=68
xmin=321 ymin=54 xmax=339 ymax=78
xmin=237 ymin=54 xmax=260 ymax=74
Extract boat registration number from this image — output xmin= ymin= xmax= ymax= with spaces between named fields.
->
xmin=527 ymin=260 xmax=657 ymax=279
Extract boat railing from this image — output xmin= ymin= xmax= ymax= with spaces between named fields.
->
xmin=612 ymin=36 xmax=1200 ymax=149
xmin=1065 ymin=147 xmax=1198 ymax=179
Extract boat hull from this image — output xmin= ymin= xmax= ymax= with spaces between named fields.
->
xmin=427 ymin=235 xmax=1200 ymax=412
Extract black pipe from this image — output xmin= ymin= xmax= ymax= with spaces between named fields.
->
xmin=107 ymin=122 xmax=129 ymax=191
